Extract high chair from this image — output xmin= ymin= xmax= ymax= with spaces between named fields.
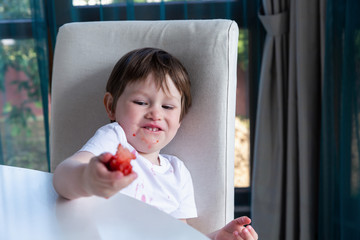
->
xmin=50 ymin=20 xmax=238 ymax=234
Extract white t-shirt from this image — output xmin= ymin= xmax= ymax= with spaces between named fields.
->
xmin=79 ymin=122 xmax=198 ymax=219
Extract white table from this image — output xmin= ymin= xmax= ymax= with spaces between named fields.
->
xmin=0 ymin=165 xmax=209 ymax=240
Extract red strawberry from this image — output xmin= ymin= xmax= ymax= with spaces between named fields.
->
xmin=106 ymin=144 xmax=136 ymax=175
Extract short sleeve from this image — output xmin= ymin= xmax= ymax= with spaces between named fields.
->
xmin=170 ymin=161 xmax=198 ymax=219
xmin=79 ymin=122 xmax=128 ymax=156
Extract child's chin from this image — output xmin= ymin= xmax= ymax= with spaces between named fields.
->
xmin=138 ymin=144 xmax=161 ymax=153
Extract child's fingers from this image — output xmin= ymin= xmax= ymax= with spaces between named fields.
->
xmin=239 ymin=226 xmax=258 ymax=240
xmin=88 ymin=156 xmax=111 ymax=178
xmin=102 ymin=172 xmax=137 ymax=198
xmin=92 ymin=171 xmax=137 ymax=198
xmin=246 ymin=225 xmax=258 ymax=239
xmin=235 ymin=216 xmax=252 ymax=226
xmin=121 ymin=172 xmax=137 ymax=186
xmin=111 ymin=170 xmax=137 ymax=182
xmin=108 ymin=171 xmax=137 ymax=190
xmin=233 ymin=231 xmax=244 ymax=240
xmin=97 ymin=152 xmax=113 ymax=163
xmin=86 ymin=155 xmax=137 ymax=198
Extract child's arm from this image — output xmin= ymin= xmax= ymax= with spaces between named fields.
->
xmin=53 ymin=151 xmax=137 ymax=200
xmin=206 ymin=216 xmax=258 ymax=240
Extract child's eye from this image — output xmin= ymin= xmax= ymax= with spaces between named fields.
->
xmin=162 ymin=105 xmax=174 ymax=110
xmin=133 ymin=101 xmax=147 ymax=106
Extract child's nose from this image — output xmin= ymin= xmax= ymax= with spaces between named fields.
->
xmin=145 ymin=106 xmax=162 ymax=121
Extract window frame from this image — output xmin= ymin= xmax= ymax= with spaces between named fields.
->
xmin=52 ymin=0 xmax=245 ymax=24
xmin=0 ymin=19 xmax=33 ymax=39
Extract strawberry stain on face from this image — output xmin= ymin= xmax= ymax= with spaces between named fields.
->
xmin=138 ymin=131 xmax=160 ymax=150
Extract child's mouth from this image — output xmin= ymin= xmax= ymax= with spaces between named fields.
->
xmin=144 ymin=127 xmax=160 ymax=132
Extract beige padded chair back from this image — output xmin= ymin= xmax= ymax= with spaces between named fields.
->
xmin=50 ymin=20 xmax=238 ymax=234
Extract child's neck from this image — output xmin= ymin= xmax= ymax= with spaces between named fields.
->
xmin=139 ymin=151 xmax=161 ymax=166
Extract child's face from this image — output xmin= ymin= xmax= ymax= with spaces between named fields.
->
xmin=110 ymin=73 xmax=182 ymax=155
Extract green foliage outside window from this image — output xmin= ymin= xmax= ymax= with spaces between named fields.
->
xmin=0 ymin=0 xmax=31 ymax=19
xmin=238 ymin=29 xmax=249 ymax=72
xmin=0 ymin=39 xmax=47 ymax=171
xmin=0 ymin=40 xmax=41 ymax=136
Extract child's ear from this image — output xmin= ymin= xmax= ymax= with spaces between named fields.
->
xmin=104 ymin=92 xmax=116 ymax=121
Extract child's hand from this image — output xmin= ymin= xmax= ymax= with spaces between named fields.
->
xmin=105 ymin=144 xmax=136 ymax=175
xmin=82 ymin=152 xmax=137 ymax=198
xmin=210 ymin=216 xmax=258 ymax=240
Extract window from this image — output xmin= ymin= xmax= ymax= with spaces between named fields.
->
xmin=0 ymin=1 xmax=50 ymax=171
xmin=235 ymin=28 xmax=251 ymax=217
xmin=235 ymin=29 xmax=250 ymax=188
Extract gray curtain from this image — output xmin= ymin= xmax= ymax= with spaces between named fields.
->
xmin=251 ymin=0 xmax=325 ymax=239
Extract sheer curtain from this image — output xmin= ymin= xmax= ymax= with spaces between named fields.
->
xmin=320 ymin=0 xmax=360 ymax=239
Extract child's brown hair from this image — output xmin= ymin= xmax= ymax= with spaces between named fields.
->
xmin=106 ymin=47 xmax=192 ymax=121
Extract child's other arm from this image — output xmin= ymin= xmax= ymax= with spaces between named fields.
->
xmin=206 ymin=216 xmax=258 ymax=240
xmin=53 ymin=151 xmax=137 ymax=200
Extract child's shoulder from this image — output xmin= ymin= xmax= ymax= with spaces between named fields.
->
xmin=160 ymin=154 xmax=188 ymax=170
xmin=159 ymin=154 xmax=193 ymax=181
xmin=81 ymin=122 xmax=127 ymax=155
xmin=94 ymin=122 xmax=125 ymax=139
xmin=97 ymin=122 xmax=123 ymax=132
xmin=160 ymin=153 xmax=182 ymax=162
